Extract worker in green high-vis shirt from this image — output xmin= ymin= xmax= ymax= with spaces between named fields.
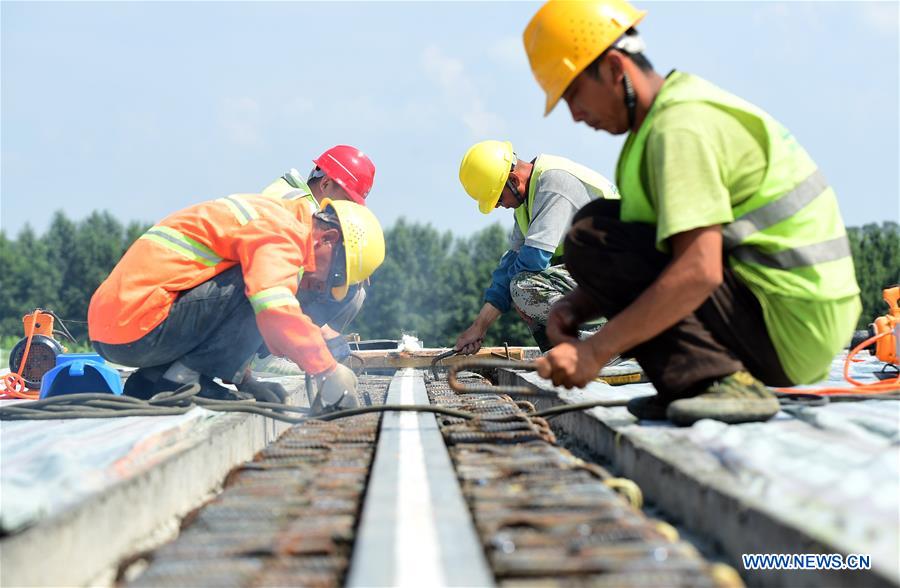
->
xmin=523 ymin=0 xmax=861 ymax=425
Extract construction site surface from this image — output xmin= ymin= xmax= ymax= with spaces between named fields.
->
xmin=1 ymin=347 xmax=898 ymax=588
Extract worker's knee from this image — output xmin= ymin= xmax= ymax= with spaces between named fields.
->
xmin=509 ymin=272 xmax=538 ymax=311
xmin=511 ymin=272 xmax=556 ymax=325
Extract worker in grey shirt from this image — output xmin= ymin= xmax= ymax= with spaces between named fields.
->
xmin=454 ymin=140 xmax=619 ymax=352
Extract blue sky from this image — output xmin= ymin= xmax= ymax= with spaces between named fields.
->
xmin=2 ymin=1 xmax=898 ymax=238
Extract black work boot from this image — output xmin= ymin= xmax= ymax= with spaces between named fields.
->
xmin=626 ymin=394 xmax=672 ymax=421
xmin=666 ymin=371 xmax=780 ymax=427
xmin=123 ymin=364 xmax=172 ymax=399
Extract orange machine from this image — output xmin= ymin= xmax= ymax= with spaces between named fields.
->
xmin=4 ymin=310 xmax=69 ymax=395
xmin=870 ymin=286 xmax=899 ymax=365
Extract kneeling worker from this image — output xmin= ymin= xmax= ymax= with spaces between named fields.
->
xmin=261 ymin=145 xmax=377 ymax=364
xmin=88 ymin=191 xmax=385 ymax=413
xmin=454 ymin=140 xmax=618 ymax=353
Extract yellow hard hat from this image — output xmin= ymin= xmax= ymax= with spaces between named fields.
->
xmin=523 ymin=0 xmax=647 ymax=116
xmin=319 ymin=198 xmax=385 ymax=301
xmin=458 ymin=140 xmax=516 ymax=215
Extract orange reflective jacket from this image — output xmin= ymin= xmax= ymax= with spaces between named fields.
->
xmin=88 ymin=194 xmax=336 ymax=375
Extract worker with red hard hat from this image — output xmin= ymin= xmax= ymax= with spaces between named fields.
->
xmin=312 ymin=144 xmax=376 ymax=204
xmin=258 ymin=145 xmax=377 ymax=370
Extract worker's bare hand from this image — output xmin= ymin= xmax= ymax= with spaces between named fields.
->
xmin=454 ymin=324 xmax=485 ymax=355
xmin=546 ymin=300 xmax=580 ymax=345
xmin=534 ymin=339 xmax=606 ymax=389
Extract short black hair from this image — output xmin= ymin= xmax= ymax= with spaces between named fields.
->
xmin=313 ymin=208 xmax=341 ymax=231
xmin=307 ymin=170 xmax=323 ymax=188
xmin=584 ymin=28 xmax=654 ymax=79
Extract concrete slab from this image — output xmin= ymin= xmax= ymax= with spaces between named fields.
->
xmin=0 ymin=376 xmax=308 ymax=587
xmin=497 ymin=361 xmax=900 ymax=588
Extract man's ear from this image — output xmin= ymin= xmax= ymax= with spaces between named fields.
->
xmin=605 ymin=50 xmax=626 ymax=84
xmin=321 ymin=227 xmax=341 ymax=246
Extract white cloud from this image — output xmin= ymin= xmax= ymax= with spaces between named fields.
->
xmin=859 ymin=3 xmax=899 ymax=37
xmin=218 ymin=97 xmax=262 ymax=147
xmin=421 ymin=44 xmax=505 ymax=138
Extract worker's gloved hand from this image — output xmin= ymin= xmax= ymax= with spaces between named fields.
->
xmin=237 ymin=375 xmax=289 ymax=404
xmin=311 ymin=364 xmax=359 ymax=416
xmin=325 ymin=335 xmax=352 ymax=362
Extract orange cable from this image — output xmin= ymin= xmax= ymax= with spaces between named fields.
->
xmin=776 ymin=330 xmax=899 ymax=396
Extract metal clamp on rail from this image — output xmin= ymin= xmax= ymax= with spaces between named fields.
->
xmin=448 ymin=358 xmax=560 ymax=397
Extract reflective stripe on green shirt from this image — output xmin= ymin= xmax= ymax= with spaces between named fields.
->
xmin=615 ymin=71 xmax=860 ymax=384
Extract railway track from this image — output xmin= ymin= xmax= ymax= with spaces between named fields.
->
xmin=126 ymin=370 xmax=727 ymax=587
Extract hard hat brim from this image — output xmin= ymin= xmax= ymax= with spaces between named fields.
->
xmin=478 ymin=189 xmax=503 ymax=214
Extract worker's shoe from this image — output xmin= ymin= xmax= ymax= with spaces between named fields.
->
xmin=666 ymin=371 xmax=779 ymax=427
xmin=251 ymin=355 xmax=303 ymax=377
xmin=626 ymin=394 xmax=671 ymax=421
xmin=123 ymin=364 xmax=171 ymax=399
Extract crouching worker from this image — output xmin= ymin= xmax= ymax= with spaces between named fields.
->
xmin=88 ymin=192 xmax=385 ymax=414
xmin=523 ymin=0 xmax=861 ymax=425
xmin=454 ymin=140 xmax=618 ymax=353
xmin=261 ymin=145 xmax=376 ymax=363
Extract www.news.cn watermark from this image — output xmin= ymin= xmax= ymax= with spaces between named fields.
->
xmin=742 ymin=553 xmax=872 ymax=571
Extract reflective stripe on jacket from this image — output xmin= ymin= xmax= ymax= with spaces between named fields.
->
xmin=616 ymin=71 xmax=859 ymax=302
xmin=88 ymin=194 xmax=336 ymax=375
xmin=514 ymin=154 xmax=618 ymax=258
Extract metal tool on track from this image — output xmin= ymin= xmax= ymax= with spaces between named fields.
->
xmin=448 ymin=358 xmax=557 ymax=397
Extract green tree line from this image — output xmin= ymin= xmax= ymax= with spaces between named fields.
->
xmin=1 ymin=213 xmax=897 ymax=351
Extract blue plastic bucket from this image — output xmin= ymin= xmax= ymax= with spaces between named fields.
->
xmin=39 ymin=353 xmax=124 ymax=399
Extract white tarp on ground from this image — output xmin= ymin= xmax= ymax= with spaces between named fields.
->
xmin=0 ymin=371 xmax=305 ymax=536
xmin=540 ymin=352 xmax=899 ymax=582
xmin=0 ymin=407 xmax=216 ymax=534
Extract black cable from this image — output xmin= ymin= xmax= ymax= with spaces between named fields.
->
xmin=6 ymin=382 xmax=897 ymax=425
xmin=46 ymin=309 xmax=78 ymax=344
xmin=531 ymin=399 xmax=630 ymax=419
xmin=622 ymin=72 xmax=637 ymax=129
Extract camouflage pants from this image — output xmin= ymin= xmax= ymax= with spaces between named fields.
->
xmin=510 ymin=265 xmax=604 ymax=351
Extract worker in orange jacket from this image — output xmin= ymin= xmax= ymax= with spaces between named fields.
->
xmin=88 ymin=191 xmax=385 ymax=413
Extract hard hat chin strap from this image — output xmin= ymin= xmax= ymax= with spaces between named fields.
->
xmin=622 ymin=72 xmax=637 ymax=130
xmin=507 ymin=158 xmax=525 ymax=206
xmin=324 ymin=239 xmax=348 ymax=297
xmin=506 ymin=177 xmax=525 ymax=206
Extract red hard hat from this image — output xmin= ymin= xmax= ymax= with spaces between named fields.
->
xmin=313 ymin=145 xmax=375 ymax=205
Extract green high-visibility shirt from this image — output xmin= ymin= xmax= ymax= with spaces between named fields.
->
xmin=640 ymin=95 xmax=860 ymax=384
